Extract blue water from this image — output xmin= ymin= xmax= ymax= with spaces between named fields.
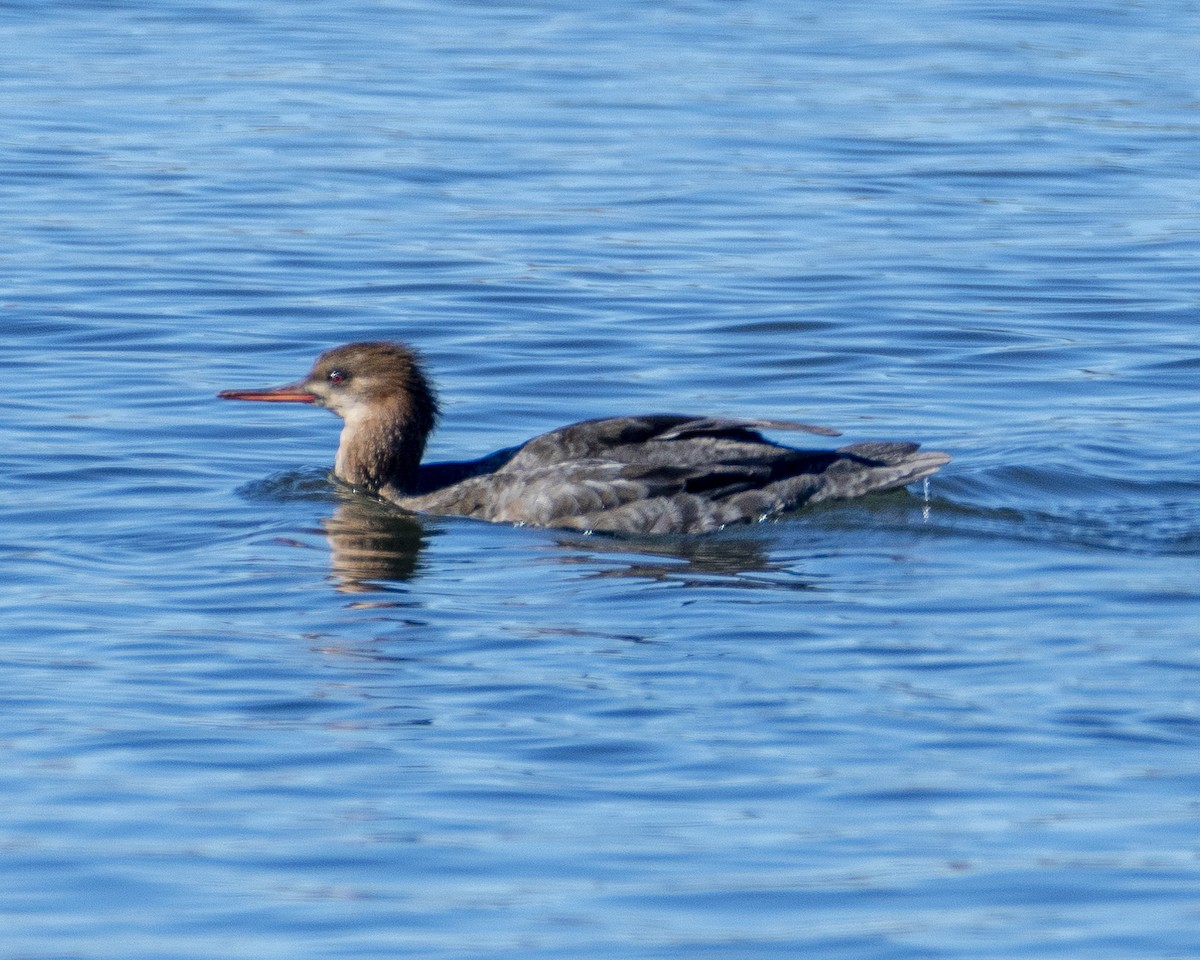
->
xmin=4 ymin=2 xmax=1199 ymax=957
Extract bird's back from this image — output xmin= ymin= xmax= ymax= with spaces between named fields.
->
xmin=397 ymin=415 xmax=949 ymax=534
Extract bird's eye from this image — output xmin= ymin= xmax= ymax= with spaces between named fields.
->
xmin=327 ymin=369 xmax=348 ymax=385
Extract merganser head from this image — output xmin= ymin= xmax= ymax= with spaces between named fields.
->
xmin=219 ymin=341 xmax=439 ymax=493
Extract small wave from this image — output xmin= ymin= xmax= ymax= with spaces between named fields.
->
xmin=921 ymin=462 xmax=1200 ymax=556
xmin=237 ymin=468 xmax=338 ymax=503
xmin=927 ymin=498 xmax=1200 ymax=556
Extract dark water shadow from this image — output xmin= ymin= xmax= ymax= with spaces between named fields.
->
xmin=238 ymin=465 xmax=1200 ymax=599
xmin=240 ymin=469 xmax=819 ymax=590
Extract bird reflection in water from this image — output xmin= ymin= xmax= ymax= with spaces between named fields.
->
xmin=320 ymin=495 xmax=426 ymax=593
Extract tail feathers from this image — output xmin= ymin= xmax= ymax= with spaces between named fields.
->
xmin=812 ymin=442 xmax=950 ymax=502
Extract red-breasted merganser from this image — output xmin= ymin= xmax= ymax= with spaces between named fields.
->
xmin=218 ymin=342 xmax=949 ymax=534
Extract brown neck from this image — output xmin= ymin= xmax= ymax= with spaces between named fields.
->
xmin=333 ymin=415 xmax=416 ymax=493
xmin=333 ymin=393 xmax=437 ymax=495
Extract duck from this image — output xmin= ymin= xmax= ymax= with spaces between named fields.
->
xmin=218 ymin=341 xmax=949 ymax=535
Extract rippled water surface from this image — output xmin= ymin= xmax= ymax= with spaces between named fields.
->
xmin=4 ymin=2 xmax=1199 ymax=957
